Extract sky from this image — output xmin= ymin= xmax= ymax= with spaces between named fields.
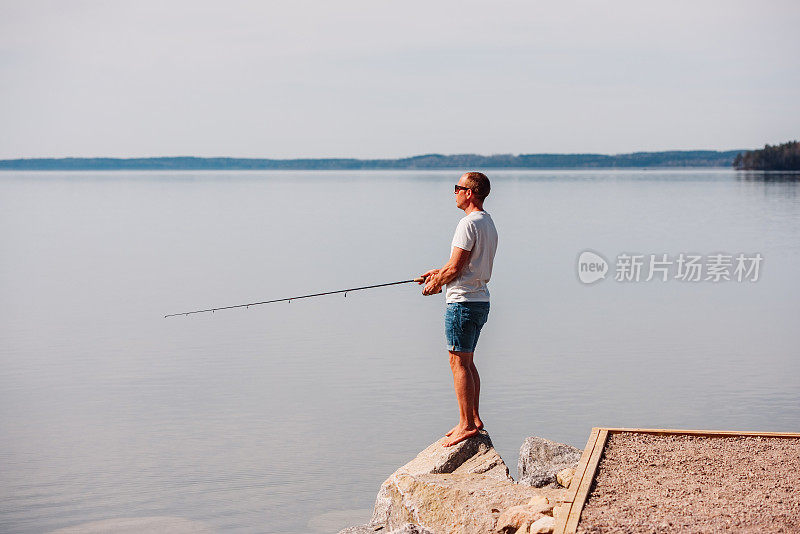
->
xmin=1 ymin=0 xmax=798 ymax=159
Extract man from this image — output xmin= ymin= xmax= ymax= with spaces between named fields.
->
xmin=419 ymin=171 xmax=498 ymax=447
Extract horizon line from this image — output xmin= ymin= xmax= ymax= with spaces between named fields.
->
xmin=0 ymin=148 xmax=751 ymax=161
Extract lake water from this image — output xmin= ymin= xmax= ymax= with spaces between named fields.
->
xmin=1 ymin=169 xmax=798 ymax=533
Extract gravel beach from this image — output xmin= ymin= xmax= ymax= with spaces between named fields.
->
xmin=577 ymin=433 xmax=800 ymax=533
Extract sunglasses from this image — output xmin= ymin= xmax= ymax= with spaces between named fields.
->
xmin=454 ymin=185 xmax=471 ymax=193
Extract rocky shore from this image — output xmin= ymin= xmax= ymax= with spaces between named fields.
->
xmin=338 ymin=431 xmax=582 ymax=534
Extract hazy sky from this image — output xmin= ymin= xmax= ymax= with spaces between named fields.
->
xmin=1 ymin=1 xmax=798 ymax=158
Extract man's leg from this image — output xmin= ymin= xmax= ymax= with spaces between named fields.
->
xmin=470 ymin=359 xmax=483 ymax=430
xmin=443 ymin=350 xmax=480 ymax=447
xmin=446 ymin=357 xmax=483 ymax=436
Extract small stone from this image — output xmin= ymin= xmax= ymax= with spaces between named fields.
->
xmin=526 ymin=495 xmax=554 ymax=514
xmin=556 ymin=467 xmax=575 ymax=488
xmin=528 ymin=515 xmax=555 ymax=533
xmin=495 ymin=504 xmax=545 ymax=533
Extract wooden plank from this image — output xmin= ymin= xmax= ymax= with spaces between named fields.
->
xmin=563 ymin=429 xmax=608 ymax=534
xmin=564 ymin=427 xmax=600 ymax=503
xmin=552 ymin=503 xmax=570 ymax=534
xmin=554 ymin=428 xmax=600 ymax=534
xmin=604 ymin=428 xmax=800 ymax=438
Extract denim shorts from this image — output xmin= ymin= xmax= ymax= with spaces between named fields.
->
xmin=445 ymin=301 xmax=490 ymax=353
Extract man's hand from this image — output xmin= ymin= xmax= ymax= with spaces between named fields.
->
xmin=419 ymin=269 xmax=440 ymax=283
xmin=419 ymin=269 xmax=442 ymax=295
xmin=423 ymin=278 xmax=443 ymax=296
xmin=420 ymin=247 xmax=471 ymax=297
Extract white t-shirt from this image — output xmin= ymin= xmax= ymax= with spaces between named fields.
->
xmin=446 ymin=210 xmax=498 ymax=303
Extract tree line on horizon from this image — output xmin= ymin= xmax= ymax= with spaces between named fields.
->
xmin=733 ymin=141 xmax=800 ymax=171
xmin=0 ymin=150 xmax=744 ymax=170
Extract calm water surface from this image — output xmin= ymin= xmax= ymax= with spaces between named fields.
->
xmin=1 ymin=170 xmax=798 ymax=533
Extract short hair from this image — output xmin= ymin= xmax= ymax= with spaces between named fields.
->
xmin=463 ymin=171 xmax=490 ymax=201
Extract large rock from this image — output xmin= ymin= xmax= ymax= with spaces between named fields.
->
xmin=370 ymin=430 xmax=512 ymax=527
xmin=517 ymin=437 xmax=582 ymax=488
xmin=378 ymin=472 xmax=565 ymax=534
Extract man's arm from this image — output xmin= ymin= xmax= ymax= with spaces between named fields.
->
xmin=420 ymin=246 xmax=472 ymax=296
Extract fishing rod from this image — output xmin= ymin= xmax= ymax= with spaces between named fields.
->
xmin=164 ymin=277 xmax=425 ymax=318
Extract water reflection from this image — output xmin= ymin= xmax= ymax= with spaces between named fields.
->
xmin=736 ymin=171 xmax=800 ymax=182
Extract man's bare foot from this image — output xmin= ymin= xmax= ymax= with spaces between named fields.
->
xmin=443 ymin=426 xmax=480 ymax=447
xmin=446 ymin=419 xmax=483 ymax=437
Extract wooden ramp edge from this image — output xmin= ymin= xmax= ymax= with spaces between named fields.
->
xmin=553 ymin=427 xmax=800 ymax=534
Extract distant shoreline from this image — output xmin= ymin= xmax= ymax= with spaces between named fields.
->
xmin=0 ymin=150 xmax=745 ymax=171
